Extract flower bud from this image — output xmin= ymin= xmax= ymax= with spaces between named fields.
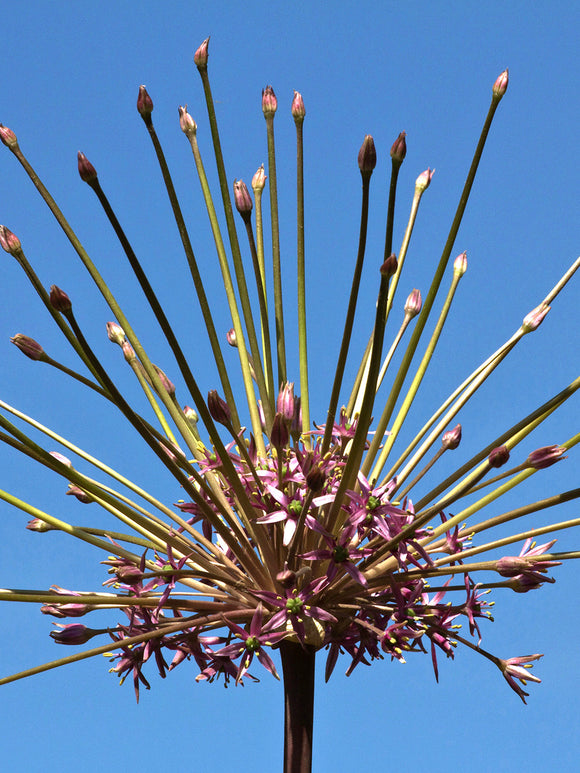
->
xmin=0 ymin=225 xmax=22 ymax=255
xmin=415 ymin=168 xmax=434 ymax=192
xmin=154 ymin=365 xmax=176 ymax=397
xmin=77 ymin=151 xmax=98 ymax=183
xmin=106 ymin=321 xmax=126 ymax=346
xmin=122 ymin=340 xmax=136 ymax=363
xmin=49 ymin=452 xmax=73 ymax=468
xmin=390 ymin=131 xmax=407 ymax=165
xmin=11 ymin=334 xmax=46 ymax=361
xmin=380 ymin=253 xmax=398 ymax=279
xmin=194 ymin=37 xmax=209 ymax=68
xmin=26 ymin=518 xmax=55 ymax=532
xmin=404 ymin=288 xmax=422 ymax=318
xmin=291 ymin=90 xmax=305 ymax=122
xmin=522 ymin=303 xmax=550 ymax=333
xmin=453 ymin=251 xmax=467 ymax=277
xmin=488 ymin=445 xmax=510 ymax=468
xmin=270 ymin=412 xmax=289 ymax=450
xmin=358 ymin=135 xmax=377 ymax=175
xmin=306 ymin=466 xmax=326 ymax=493
xmin=526 ymin=445 xmax=567 ymax=470
xmin=66 ymin=484 xmax=92 ymax=503
xmin=252 ymin=164 xmax=267 ymax=192
xmin=233 ymin=179 xmax=253 ymax=221
xmin=41 ymin=602 xmax=91 ymax=618
xmin=50 ymin=623 xmax=97 ymax=645
xmin=492 ymin=69 xmax=509 ymax=99
xmin=277 ymin=382 xmax=295 ymax=421
xmin=208 ymin=390 xmax=231 ymax=426
xmin=178 ymin=105 xmax=197 ymax=138
xmin=262 ymin=85 xmax=278 ymax=117
xmin=226 ymin=328 xmax=238 ymax=347
xmin=137 ymin=85 xmax=154 ymax=122
xmin=183 ymin=405 xmax=199 ymax=426
xmin=0 ymin=124 xmax=18 ymax=149
xmin=49 ymin=285 xmax=72 ymax=313
xmin=442 ymin=424 xmax=462 ymax=450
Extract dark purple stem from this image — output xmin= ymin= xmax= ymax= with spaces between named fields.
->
xmin=280 ymin=641 xmax=316 ymax=773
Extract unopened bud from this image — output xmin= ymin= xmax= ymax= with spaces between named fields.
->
xmin=49 ymin=285 xmax=72 ymax=313
xmin=358 ymin=135 xmax=377 ymax=175
xmin=50 ymin=624 xmax=97 ymax=645
xmin=453 ymin=252 xmax=467 ymax=277
xmin=415 ymin=168 xmax=434 ymax=192
xmin=442 ymin=424 xmax=462 ymax=450
xmin=49 ymin=452 xmax=73 ymax=468
xmin=154 ymin=365 xmax=176 ymax=397
xmin=0 ymin=124 xmax=18 ymax=149
xmin=208 ymin=390 xmax=231 ymax=426
xmin=226 ymin=328 xmax=237 ymax=347
xmin=390 ymin=131 xmax=407 ymax=165
xmin=106 ymin=321 xmax=125 ymax=346
xmin=252 ymin=164 xmax=267 ymax=192
xmin=492 ymin=69 xmax=509 ymax=99
xmin=262 ymin=85 xmax=278 ymax=117
xmin=306 ymin=466 xmax=326 ymax=493
xmin=66 ymin=484 xmax=92 ymax=503
xmin=137 ymin=85 xmax=154 ymax=122
xmin=11 ymin=334 xmax=45 ymax=361
xmin=122 ymin=341 xmax=136 ymax=362
xmin=26 ymin=518 xmax=55 ymax=532
xmin=233 ymin=179 xmax=253 ymax=221
xmin=526 ymin=445 xmax=567 ymax=470
xmin=178 ymin=105 xmax=197 ymax=137
xmin=183 ymin=405 xmax=198 ymax=426
xmin=194 ymin=37 xmax=209 ymax=68
xmin=291 ymin=90 xmax=305 ymax=122
xmin=0 ymin=225 xmax=22 ymax=255
xmin=277 ymin=382 xmax=295 ymax=421
xmin=270 ymin=412 xmax=289 ymax=450
xmin=488 ymin=445 xmax=510 ymax=468
xmin=522 ymin=303 xmax=550 ymax=333
xmin=77 ymin=151 xmax=98 ymax=183
xmin=404 ymin=288 xmax=422 ymax=318
xmin=380 ymin=253 xmax=398 ymax=279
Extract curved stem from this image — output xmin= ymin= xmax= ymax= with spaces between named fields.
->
xmin=280 ymin=642 xmax=316 ymax=773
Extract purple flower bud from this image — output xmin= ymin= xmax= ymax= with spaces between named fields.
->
xmin=26 ymin=518 xmax=55 ymax=532
xmin=453 ymin=251 xmax=467 ymax=277
xmin=114 ymin=565 xmax=144 ymax=584
xmin=526 ymin=445 xmax=567 ymax=470
xmin=122 ymin=342 xmax=137 ymax=366
xmin=50 ymin=624 xmax=97 ymax=645
xmin=137 ymin=85 xmax=154 ymax=120
xmin=276 ymin=382 xmax=295 ymax=421
xmin=390 ymin=131 xmax=407 ymax=165
xmin=49 ymin=285 xmax=72 ymax=313
xmin=270 ymin=412 xmax=289 ymax=450
xmin=522 ymin=303 xmax=550 ymax=333
xmin=208 ymin=390 xmax=231 ymax=426
xmin=77 ymin=151 xmax=98 ymax=183
xmin=404 ymin=288 xmax=422 ymax=318
xmin=380 ymin=253 xmax=398 ymax=278
xmin=0 ymin=124 xmax=18 ymax=148
xmin=106 ymin=321 xmax=125 ymax=346
xmin=291 ymin=90 xmax=305 ymax=122
xmin=488 ymin=445 xmax=510 ymax=468
xmin=11 ymin=334 xmax=45 ymax=361
xmin=194 ymin=37 xmax=210 ymax=68
xmin=493 ymin=69 xmax=509 ymax=99
xmin=154 ymin=365 xmax=176 ymax=397
xmin=415 ymin=168 xmax=434 ymax=192
xmin=262 ymin=85 xmax=278 ymax=117
xmin=49 ymin=452 xmax=73 ymax=468
xmin=306 ymin=466 xmax=326 ymax=493
xmin=358 ymin=135 xmax=377 ymax=175
xmin=178 ymin=105 xmax=197 ymax=138
xmin=252 ymin=164 xmax=267 ymax=192
xmin=226 ymin=328 xmax=238 ymax=347
xmin=41 ymin=602 xmax=91 ymax=618
xmin=0 ymin=225 xmax=22 ymax=255
xmin=442 ymin=424 xmax=462 ymax=450
xmin=233 ymin=179 xmax=253 ymax=221
xmin=66 ymin=484 xmax=92 ymax=503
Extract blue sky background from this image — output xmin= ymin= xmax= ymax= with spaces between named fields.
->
xmin=0 ymin=1 xmax=578 ymax=771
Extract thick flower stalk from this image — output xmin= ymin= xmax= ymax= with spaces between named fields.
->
xmin=0 ymin=45 xmax=578 ymax=773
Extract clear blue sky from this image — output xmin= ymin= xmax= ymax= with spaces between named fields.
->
xmin=0 ymin=1 xmax=578 ymax=771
